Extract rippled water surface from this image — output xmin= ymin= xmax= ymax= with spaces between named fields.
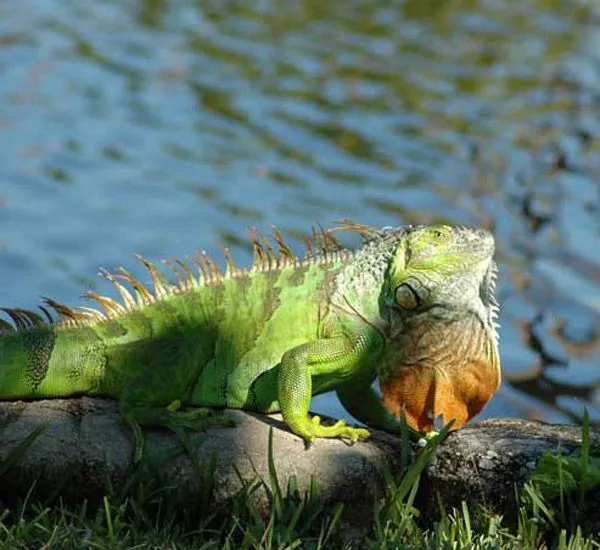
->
xmin=1 ymin=0 xmax=599 ymax=425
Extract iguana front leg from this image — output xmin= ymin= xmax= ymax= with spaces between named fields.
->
xmin=278 ymin=331 xmax=382 ymax=443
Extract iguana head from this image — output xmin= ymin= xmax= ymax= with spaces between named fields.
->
xmin=379 ymin=224 xmax=500 ymax=433
xmin=384 ymin=224 xmax=498 ymax=332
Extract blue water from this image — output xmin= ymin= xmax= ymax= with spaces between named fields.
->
xmin=1 ymin=0 xmax=599 ymax=425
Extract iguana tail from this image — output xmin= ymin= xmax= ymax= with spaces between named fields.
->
xmin=0 ymin=323 xmax=111 ymax=399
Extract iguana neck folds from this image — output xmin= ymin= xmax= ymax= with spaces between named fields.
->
xmin=380 ymin=312 xmax=500 ymax=432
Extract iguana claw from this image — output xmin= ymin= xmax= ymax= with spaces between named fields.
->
xmin=292 ymin=415 xmax=370 ymax=444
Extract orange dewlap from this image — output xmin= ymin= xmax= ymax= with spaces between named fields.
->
xmin=380 ymin=355 xmax=500 ymax=433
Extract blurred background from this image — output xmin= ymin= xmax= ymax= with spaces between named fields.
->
xmin=0 ymin=0 xmax=599 ymax=426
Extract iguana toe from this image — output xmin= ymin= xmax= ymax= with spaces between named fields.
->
xmin=345 ymin=426 xmax=370 ymax=444
xmin=294 ymin=418 xmax=369 ymax=443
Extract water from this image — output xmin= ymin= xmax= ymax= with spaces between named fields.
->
xmin=1 ymin=0 xmax=599 ymax=426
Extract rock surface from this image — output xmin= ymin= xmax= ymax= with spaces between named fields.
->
xmin=0 ymin=398 xmax=399 ymax=525
xmin=422 ymin=418 xmax=600 ymax=536
xmin=1 ymin=398 xmax=599 ymax=532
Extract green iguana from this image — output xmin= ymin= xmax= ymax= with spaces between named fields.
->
xmin=0 ymin=223 xmax=501 ymax=460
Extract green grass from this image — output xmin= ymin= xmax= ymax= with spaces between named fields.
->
xmin=525 ymin=409 xmax=600 ymax=541
xmin=0 ymin=420 xmax=599 ymax=549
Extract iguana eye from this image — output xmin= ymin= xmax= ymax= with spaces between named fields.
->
xmin=429 ymin=226 xmax=451 ymax=240
xmin=395 ymin=283 xmax=421 ymax=310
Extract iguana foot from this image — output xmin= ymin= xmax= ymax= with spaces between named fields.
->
xmin=164 ymin=406 xmax=234 ymax=431
xmin=293 ymin=415 xmax=370 ymax=444
xmin=126 ymin=405 xmax=234 ymax=462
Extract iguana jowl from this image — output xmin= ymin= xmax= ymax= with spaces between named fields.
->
xmin=0 ymin=223 xmax=501 ymax=459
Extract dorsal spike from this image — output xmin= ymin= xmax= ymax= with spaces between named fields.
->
xmin=331 ymin=219 xmax=378 ymax=242
xmin=221 ymin=247 xmax=237 ymax=277
xmin=161 ymin=259 xmax=185 ymax=291
xmin=271 ymin=226 xmax=297 ymax=267
xmin=75 ymin=306 xmax=107 ymax=322
xmin=301 ymin=235 xmax=314 ymax=261
xmin=175 ymin=259 xmax=197 ymax=288
xmin=14 ymin=310 xmax=32 ymax=329
xmin=313 ymin=223 xmax=333 ymax=256
xmin=84 ymin=291 xmax=127 ymax=317
xmin=0 ymin=308 xmax=27 ymax=330
xmin=115 ymin=267 xmax=154 ymax=305
xmin=248 ymin=228 xmax=267 ymax=271
xmin=16 ymin=308 xmax=45 ymax=328
xmin=323 ymin=229 xmax=343 ymax=251
xmin=259 ymin=231 xmax=277 ymax=270
xmin=192 ymin=256 xmax=209 ymax=283
xmin=0 ymin=318 xmax=15 ymax=332
xmin=38 ymin=306 xmax=55 ymax=324
xmin=201 ymin=251 xmax=223 ymax=281
xmin=1 ymin=222 xmax=365 ymax=332
xmin=311 ymin=225 xmax=321 ymax=251
xmin=42 ymin=297 xmax=90 ymax=323
xmin=135 ymin=254 xmax=171 ymax=299
xmin=99 ymin=268 xmax=137 ymax=310
xmin=195 ymin=251 xmax=217 ymax=283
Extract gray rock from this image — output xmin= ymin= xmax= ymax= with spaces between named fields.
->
xmin=421 ymin=418 xmax=600 ymax=536
xmin=0 ymin=398 xmax=399 ymax=526
xmin=1 ymin=399 xmax=599 ymax=534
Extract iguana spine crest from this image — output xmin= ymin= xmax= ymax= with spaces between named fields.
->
xmin=0 ymin=223 xmax=371 ymax=332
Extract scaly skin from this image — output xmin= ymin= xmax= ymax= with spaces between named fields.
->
xmin=0 ymin=224 xmax=501 ymax=460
